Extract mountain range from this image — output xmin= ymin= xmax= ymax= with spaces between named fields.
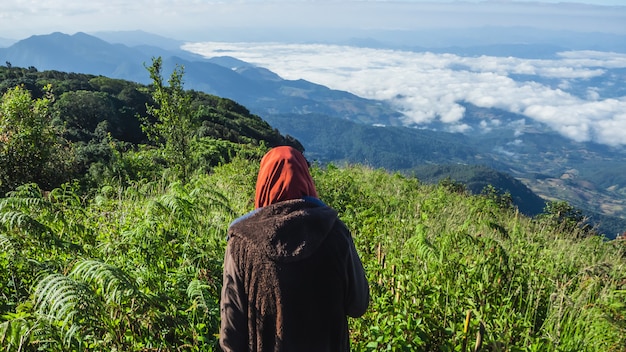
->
xmin=1 ymin=31 xmax=625 ymax=238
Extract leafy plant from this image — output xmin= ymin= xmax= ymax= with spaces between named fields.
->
xmin=0 ymin=85 xmax=73 ymax=195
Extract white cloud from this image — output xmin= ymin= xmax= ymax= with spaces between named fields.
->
xmin=184 ymin=41 xmax=626 ymax=146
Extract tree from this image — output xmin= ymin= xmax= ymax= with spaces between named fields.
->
xmin=0 ymin=85 xmax=72 ymax=194
xmin=142 ymin=57 xmax=197 ymax=181
xmin=540 ymin=200 xmax=596 ymax=237
xmin=53 ymin=90 xmax=118 ymax=141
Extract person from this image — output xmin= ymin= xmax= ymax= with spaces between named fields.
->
xmin=220 ymin=146 xmax=369 ymax=352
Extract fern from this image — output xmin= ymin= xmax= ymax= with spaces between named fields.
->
xmin=0 ymin=183 xmax=86 ymax=252
xmin=70 ymin=259 xmax=141 ymax=305
xmin=0 ymin=184 xmax=52 ymax=221
xmin=189 ymin=184 xmax=235 ymax=216
xmin=187 ymin=279 xmax=210 ymax=315
xmin=0 ymin=209 xmax=52 ymax=240
xmin=34 ymin=273 xmax=96 ymax=348
xmin=0 ymin=234 xmax=13 ymax=255
xmin=0 ymin=314 xmax=32 ymax=352
xmin=4 ymin=183 xmax=45 ymax=203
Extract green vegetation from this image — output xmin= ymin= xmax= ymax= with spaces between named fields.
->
xmin=141 ymin=57 xmax=196 ymax=181
xmin=264 ymin=113 xmax=480 ymax=170
xmin=1 ymin=63 xmax=625 ymax=351
xmin=0 ymin=85 xmax=73 ymax=192
xmin=264 ymin=113 xmax=626 ymax=238
xmin=1 ymin=161 xmax=625 ymax=351
xmin=0 ymin=63 xmax=301 ymax=195
xmin=410 ymin=164 xmax=547 ymax=217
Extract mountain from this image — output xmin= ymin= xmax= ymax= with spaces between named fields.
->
xmin=263 ymin=111 xmax=626 ymax=238
xmin=338 ymin=26 xmax=626 ymax=55
xmin=0 ymin=32 xmax=152 ymax=83
xmin=0 ymin=32 xmax=402 ymax=125
xmin=410 ymin=164 xmax=547 ymax=216
xmin=90 ymin=30 xmax=186 ymax=51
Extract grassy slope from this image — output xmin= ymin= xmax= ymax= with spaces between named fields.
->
xmin=1 ymin=155 xmax=625 ymax=351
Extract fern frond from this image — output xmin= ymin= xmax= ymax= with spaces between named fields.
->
xmin=70 ymin=259 xmax=140 ymax=305
xmin=34 ymin=273 xmax=96 ymax=347
xmin=47 ymin=184 xmax=82 ymax=208
xmin=190 ymin=186 xmax=235 ymax=216
xmin=1 ymin=184 xmax=52 ymax=213
xmin=187 ymin=279 xmax=210 ymax=314
xmin=0 ymin=317 xmax=32 ymax=351
xmin=163 ymin=193 xmax=195 ymax=215
xmin=0 ymin=233 xmax=14 ymax=255
xmin=0 ymin=209 xmax=82 ymax=252
xmin=149 ymin=188 xmax=196 ymax=222
xmin=404 ymin=231 xmax=437 ymax=263
xmin=4 ymin=183 xmax=44 ymax=200
xmin=35 ymin=274 xmax=91 ymax=319
xmin=35 ymin=275 xmax=92 ymax=323
xmin=0 ymin=210 xmax=49 ymax=234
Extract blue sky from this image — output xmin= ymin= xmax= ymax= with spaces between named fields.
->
xmin=1 ymin=0 xmax=625 ymax=41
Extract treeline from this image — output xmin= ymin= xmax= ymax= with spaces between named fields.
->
xmin=0 ymin=63 xmax=301 ymax=195
xmin=264 ymin=113 xmax=486 ymax=169
xmin=410 ymin=164 xmax=547 ymax=216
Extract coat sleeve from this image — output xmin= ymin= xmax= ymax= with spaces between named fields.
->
xmin=343 ymin=227 xmax=370 ymax=318
xmin=220 ymin=242 xmax=248 ymax=352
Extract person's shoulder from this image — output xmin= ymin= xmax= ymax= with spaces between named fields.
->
xmin=231 ymin=209 xmax=257 ymax=226
xmin=227 ymin=208 xmax=259 ymax=238
xmin=302 ymin=195 xmax=326 ymax=207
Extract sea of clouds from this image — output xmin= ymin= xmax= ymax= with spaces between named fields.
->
xmin=183 ymin=42 xmax=626 ymax=147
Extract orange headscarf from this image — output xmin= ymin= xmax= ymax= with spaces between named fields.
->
xmin=254 ymin=146 xmax=318 ymax=208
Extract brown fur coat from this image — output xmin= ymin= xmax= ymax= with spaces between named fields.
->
xmin=220 ymin=198 xmax=369 ymax=352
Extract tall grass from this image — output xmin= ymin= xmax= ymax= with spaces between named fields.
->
xmin=1 ymin=159 xmax=625 ymax=351
xmin=316 ymin=165 xmax=626 ymax=352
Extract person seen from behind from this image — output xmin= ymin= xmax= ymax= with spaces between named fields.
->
xmin=220 ymin=146 xmax=369 ymax=351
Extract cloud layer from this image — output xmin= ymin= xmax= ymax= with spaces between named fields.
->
xmin=184 ymin=42 xmax=626 ymax=146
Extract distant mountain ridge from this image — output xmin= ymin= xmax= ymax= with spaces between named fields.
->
xmin=1 ymin=32 xmax=153 ymax=83
xmin=90 ymin=30 xmax=186 ymax=51
xmin=338 ymin=26 xmax=626 ymax=55
xmin=263 ymin=111 xmax=626 ymax=237
xmin=0 ymin=32 xmax=403 ymax=125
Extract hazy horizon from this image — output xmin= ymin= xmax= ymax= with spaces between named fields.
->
xmin=2 ymin=1 xmax=626 ymax=43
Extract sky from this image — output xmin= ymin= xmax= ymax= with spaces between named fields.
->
xmin=1 ymin=0 xmax=626 ymax=41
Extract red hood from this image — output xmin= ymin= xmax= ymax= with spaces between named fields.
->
xmin=255 ymin=146 xmax=318 ymax=209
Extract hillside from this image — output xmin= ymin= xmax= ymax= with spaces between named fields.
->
xmin=0 ymin=32 xmax=402 ymax=125
xmin=409 ymin=164 xmax=547 ymax=216
xmin=1 ymin=156 xmax=625 ymax=351
xmin=265 ymin=113 xmax=626 ymax=237
xmin=3 ymin=60 xmax=624 ymax=237
xmin=0 ymin=64 xmax=301 ymax=195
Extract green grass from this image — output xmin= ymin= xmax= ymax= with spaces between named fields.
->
xmin=1 ymin=158 xmax=625 ymax=351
